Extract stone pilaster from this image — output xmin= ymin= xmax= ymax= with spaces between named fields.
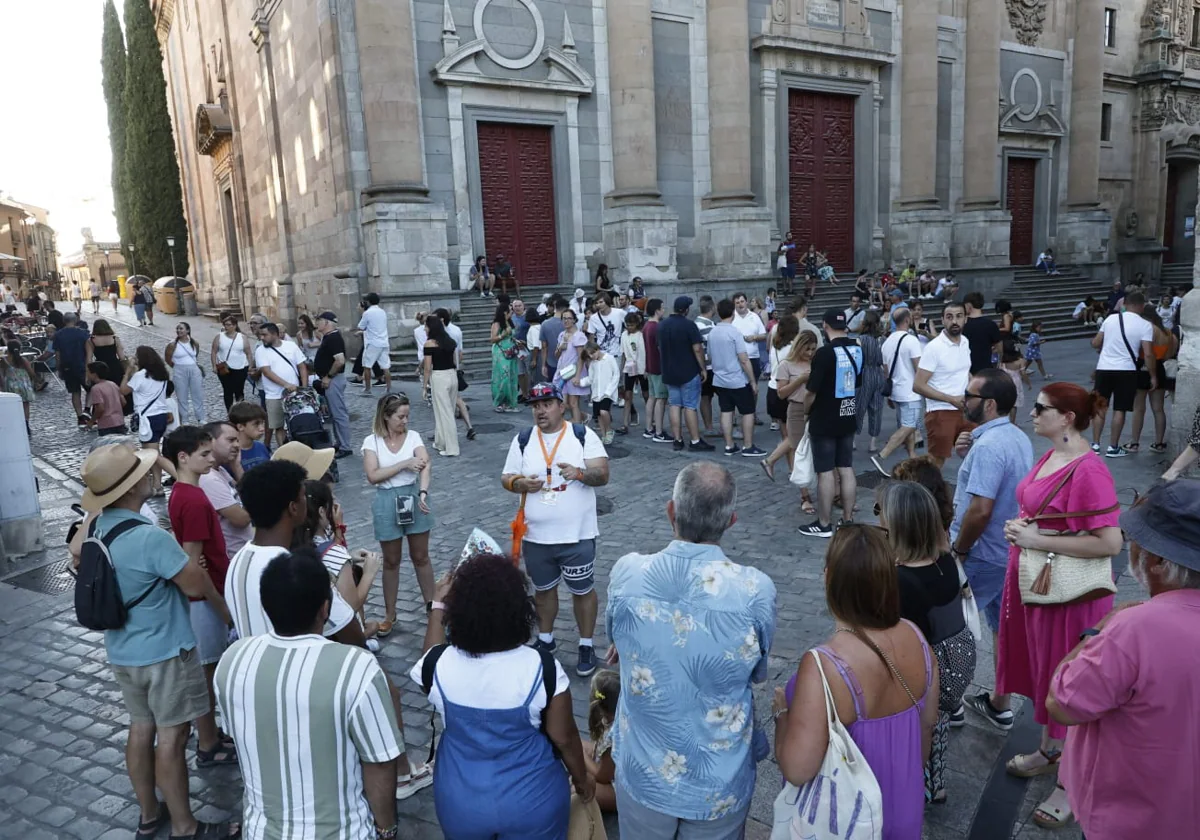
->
xmin=603 ymin=205 xmax=679 ymax=284
xmin=1171 ymin=284 xmax=1200 ymax=461
xmin=890 ymin=209 xmax=953 ymax=270
xmin=699 ymin=207 xmax=774 ymax=280
xmin=1066 ymin=0 xmax=1103 ymax=210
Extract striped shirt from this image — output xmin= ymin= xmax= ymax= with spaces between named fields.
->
xmin=214 ymin=633 xmax=404 ymax=839
xmin=226 ymin=544 xmax=356 ymax=639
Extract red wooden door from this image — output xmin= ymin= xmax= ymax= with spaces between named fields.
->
xmin=1006 ymin=158 xmax=1037 ymax=265
xmin=788 ymin=91 xmax=855 ymax=272
xmin=477 ymin=123 xmax=559 ymax=285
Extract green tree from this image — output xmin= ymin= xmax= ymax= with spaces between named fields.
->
xmin=122 ymin=0 xmax=189 ymax=279
xmin=100 ymin=0 xmax=130 ymax=265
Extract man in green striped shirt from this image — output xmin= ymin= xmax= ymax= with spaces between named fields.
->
xmin=215 ymin=548 xmax=402 ymax=839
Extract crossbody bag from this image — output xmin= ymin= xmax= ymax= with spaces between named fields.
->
xmin=881 ymin=334 xmax=908 ymax=398
xmin=132 ymin=382 xmax=167 ymax=441
xmin=1116 ymin=314 xmax=1144 ymax=370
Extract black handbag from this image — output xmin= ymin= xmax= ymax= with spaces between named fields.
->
xmin=457 ymin=370 xmax=469 ymax=392
xmin=881 ymin=334 xmax=909 ymax=399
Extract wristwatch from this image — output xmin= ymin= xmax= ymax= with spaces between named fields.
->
xmin=1078 ymin=628 xmax=1100 ymax=641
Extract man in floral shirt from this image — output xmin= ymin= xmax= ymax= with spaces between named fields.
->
xmin=606 ymin=461 xmax=777 ymax=837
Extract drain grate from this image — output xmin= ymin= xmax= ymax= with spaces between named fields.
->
xmin=605 ymin=445 xmax=631 ymax=460
xmin=6 ymin=559 xmax=75 ymax=596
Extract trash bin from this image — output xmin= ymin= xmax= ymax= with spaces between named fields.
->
xmin=152 ymin=276 xmax=193 ymax=316
xmin=180 ymin=289 xmax=198 ymax=316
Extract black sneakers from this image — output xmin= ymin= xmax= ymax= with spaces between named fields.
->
xmin=797 ymin=520 xmax=833 ymax=538
xmin=963 ymin=691 xmax=1014 ymax=731
xmin=689 ymin=439 xmax=715 ymax=452
xmin=577 ymin=644 xmax=597 ymax=677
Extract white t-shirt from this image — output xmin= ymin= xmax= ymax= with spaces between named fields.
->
xmin=254 ymin=341 xmax=307 ymax=399
xmin=199 ymin=467 xmax=254 ymax=556
xmin=446 ymin=322 xmax=464 ymax=367
xmin=409 ymin=645 xmax=569 ymax=729
xmin=361 ymin=431 xmax=425 ymax=488
xmin=502 ymin=424 xmax=607 ymax=544
xmin=527 ymin=323 xmax=542 ymax=358
xmin=225 ymin=543 xmax=355 ymax=639
xmin=732 ymin=310 xmax=765 ymax=358
xmin=1097 ymin=312 xmax=1154 ymax=372
xmin=128 ymin=370 xmax=169 ymax=417
xmin=881 ymin=330 xmax=923 ymax=403
xmin=917 ymin=331 xmax=971 ymax=413
xmin=1073 ymin=301 xmax=1089 ymax=319
xmin=588 ymin=310 xmax=625 ymax=358
xmin=358 ymin=306 xmax=390 ymax=348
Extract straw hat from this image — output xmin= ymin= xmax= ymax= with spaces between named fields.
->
xmin=79 ymin=446 xmax=159 ymax=513
xmin=272 ymin=441 xmax=335 ymax=481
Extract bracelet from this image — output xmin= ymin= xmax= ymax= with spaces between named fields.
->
xmin=430 ymin=601 xmax=446 ymax=612
xmin=419 ymin=489 xmax=428 ymax=496
xmin=376 ymin=826 xmax=398 ymax=840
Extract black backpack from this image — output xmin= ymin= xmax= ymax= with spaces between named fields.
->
xmin=74 ymin=518 xmax=158 ymax=631
xmin=516 ymin=423 xmax=588 ymax=455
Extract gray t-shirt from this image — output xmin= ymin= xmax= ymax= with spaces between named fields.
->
xmin=708 ymin=322 xmax=750 ymax=389
xmin=540 ymin=316 xmax=565 ymax=367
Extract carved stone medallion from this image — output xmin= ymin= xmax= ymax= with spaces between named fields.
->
xmin=1004 ymin=0 xmax=1046 ymax=47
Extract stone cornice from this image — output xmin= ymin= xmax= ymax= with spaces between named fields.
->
xmin=432 ymin=42 xmax=594 ymax=95
xmin=751 ymin=35 xmax=894 ymax=65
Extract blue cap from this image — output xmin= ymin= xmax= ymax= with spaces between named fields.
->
xmin=527 ymin=382 xmax=563 ymax=403
xmin=674 ymin=295 xmax=694 ymax=313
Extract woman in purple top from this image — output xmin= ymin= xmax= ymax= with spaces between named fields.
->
xmin=774 ymin=525 xmax=938 ymax=840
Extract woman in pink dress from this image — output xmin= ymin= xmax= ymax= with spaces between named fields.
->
xmin=996 ymin=382 xmax=1123 ymax=829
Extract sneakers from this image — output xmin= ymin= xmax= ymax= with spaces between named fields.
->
xmin=603 ymin=430 xmax=616 ymax=445
xmin=740 ymin=446 xmax=766 ymax=457
xmin=577 ymin=644 xmax=597 ymax=677
xmin=1105 ymin=445 xmax=1125 ymax=458
xmin=870 ymin=454 xmax=891 ymax=477
xmin=770 ymin=421 xmax=780 ymax=432
xmin=653 ymin=432 xmax=672 ymax=444
xmin=963 ymin=691 xmax=1014 ymax=731
xmin=689 ymin=438 xmax=715 ymax=452
xmin=723 ymin=445 xmax=742 ymax=456
xmin=1091 ymin=443 xmax=1101 ymax=453
xmin=798 ymin=520 xmax=834 ymax=538
xmin=396 ymin=762 xmax=434 ymax=800
xmin=948 ymin=705 xmax=966 ymax=728
xmin=532 ymin=637 xmax=557 ymax=655
xmin=467 ymin=427 xmax=477 ymax=440
xmin=643 ymin=427 xmax=657 ymax=440
xmin=673 ymin=439 xmax=685 ymax=451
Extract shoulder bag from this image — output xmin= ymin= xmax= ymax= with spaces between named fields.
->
xmin=1116 ymin=314 xmax=1145 ymax=370
xmin=771 ymin=648 xmax=883 ymax=840
xmin=1017 ymin=460 xmax=1119 ymax=605
xmin=880 ymin=334 xmax=907 ymax=398
xmin=216 ymin=335 xmax=234 ymax=376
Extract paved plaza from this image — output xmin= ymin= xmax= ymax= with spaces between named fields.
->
xmin=0 ymin=303 xmax=1161 ymax=839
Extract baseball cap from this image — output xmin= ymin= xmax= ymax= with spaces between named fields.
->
xmin=1120 ymin=480 xmax=1200 ymax=572
xmin=674 ymin=295 xmax=693 ymax=313
xmin=822 ymin=308 xmax=848 ymax=329
xmin=316 ymin=311 xmax=338 ymax=323
xmin=527 ymin=382 xmax=563 ymax=403
xmin=889 ymin=288 xmax=904 ymax=298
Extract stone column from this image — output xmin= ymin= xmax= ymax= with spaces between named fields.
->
xmin=351 ymin=0 xmax=449 ymax=347
xmin=951 ymin=0 xmax=1011 ymax=267
xmin=890 ymin=0 xmax=951 ymax=268
xmin=602 ymin=0 xmax=677 ymax=284
xmin=1058 ymin=0 xmax=1111 ymax=267
xmin=699 ymin=0 xmax=771 ymax=279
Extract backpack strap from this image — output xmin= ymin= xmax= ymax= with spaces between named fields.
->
xmin=517 ymin=426 xmax=533 ymax=455
xmin=420 ymin=643 xmax=449 ymax=695
xmin=97 ymin=519 xmax=160 ymax=609
xmin=537 ymin=646 xmax=557 ymax=709
xmin=571 ymin=423 xmax=588 ymax=449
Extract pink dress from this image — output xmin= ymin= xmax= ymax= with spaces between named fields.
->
xmin=995 ymin=450 xmax=1119 ymax=740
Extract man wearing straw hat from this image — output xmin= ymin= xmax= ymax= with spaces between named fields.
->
xmin=78 ymin=445 xmax=238 ymax=840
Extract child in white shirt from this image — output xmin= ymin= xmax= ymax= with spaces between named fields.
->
xmin=618 ymin=312 xmax=646 ymax=435
xmin=581 ymin=342 xmax=620 ymax=445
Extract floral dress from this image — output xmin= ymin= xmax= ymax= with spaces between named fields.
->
xmin=1 ymin=361 xmax=34 ymax=403
xmin=491 ymin=326 xmax=519 ymax=409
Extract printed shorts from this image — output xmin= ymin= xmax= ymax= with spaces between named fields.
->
xmin=523 ymin=539 xmax=596 ymax=595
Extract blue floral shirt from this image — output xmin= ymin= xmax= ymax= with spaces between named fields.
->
xmin=605 ymin=540 xmax=777 ymax=821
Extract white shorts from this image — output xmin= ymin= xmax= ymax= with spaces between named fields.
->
xmin=362 ymin=344 xmax=391 ymax=370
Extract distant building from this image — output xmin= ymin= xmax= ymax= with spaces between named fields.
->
xmin=59 ymin=229 xmax=128 ymax=296
xmin=0 ymin=197 xmax=57 ymax=292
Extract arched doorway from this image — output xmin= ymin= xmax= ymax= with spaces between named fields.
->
xmin=1164 ymin=158 xmax=1199 ymax=265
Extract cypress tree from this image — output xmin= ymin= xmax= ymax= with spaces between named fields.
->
xmin=101 ymin=0 xmax=130 ymax=264
xmin=122 ymin=0 xmax=189 ymax=279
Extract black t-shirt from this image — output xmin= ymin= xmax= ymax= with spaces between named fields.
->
xmin=897 ymin=553 xmax=965 ymax=643
xmin=805 ymin=336 xmax=862 ymax=438
xmin=962 ymin=316 xmax=1001 ymax=373
xmin=313 ymin=330 xmax=346 ymax=378
xmin=47 ymin=308 xmax=65 ymax=329
xmin=656 ymin=314 xmax=703 ymax=385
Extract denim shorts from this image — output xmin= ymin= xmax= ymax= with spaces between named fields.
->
xmin=895 ymin=399 xmax=922 ymax=429
xmin=964 ymin=558 xmax=1008 ymax=632
xmin=371 ymin=485 xmax=435 ymax=543
xmin=667 ymin=374 xmax=702 ymax=411
xmin=189 ymin=600 xmax=229 ymax=666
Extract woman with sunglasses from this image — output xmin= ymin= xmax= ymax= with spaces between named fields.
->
xmin=988 ymin=382 xmax=1122 ymax=829
xmin=362 ymin=393 xmax=435 ymax=637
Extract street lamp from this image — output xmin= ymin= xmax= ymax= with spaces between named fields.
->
xmin=127 ymin=243 xmax=136 ymax=277
xmin=166 ymin=236 xmax=177 ymax=278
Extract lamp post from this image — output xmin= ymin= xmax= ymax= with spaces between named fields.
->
xmin=166 ymin=236 xmax=177 ymax=278
xmin=102 ymin=249 xmax=111 ymax=280
xmin=128 ymin=243 xmax=136 ymax=277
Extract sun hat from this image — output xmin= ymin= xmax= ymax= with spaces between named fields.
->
xmin=1120 ymin=480 xmax=1200 ymax=572
xmin=272 ymin=441 xmax=336 ymax=481
xmin=80 ymin=446 xmax=159 ymax=513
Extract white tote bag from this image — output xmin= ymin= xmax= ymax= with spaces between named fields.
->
xmin=789 ymin=433 xmax=814 ymax=488
xmin=955 ymin=559 xmax=984 ymax=644
xmin=771 ymin=650 xmax=883 ymax=840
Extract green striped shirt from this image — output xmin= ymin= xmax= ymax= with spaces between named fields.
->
xmin=214 ymin=633 xmax=404 ymax=839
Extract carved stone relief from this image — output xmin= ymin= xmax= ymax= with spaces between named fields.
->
xmin=1140 ymin=86 xmax=1200 ymax=130
xmin=1004 ymin=0 xmax=1046 ymax=47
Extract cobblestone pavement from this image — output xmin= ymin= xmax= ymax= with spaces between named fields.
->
xmin=0 ymin=303 xmax=1160 ymax=839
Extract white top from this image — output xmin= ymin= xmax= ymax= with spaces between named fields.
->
xmin=128 ymin=370 xmax=169 ymax=417
xmin=165 ymin=397 xmax=180 ymax=433
xmin=588 ymin=309 xmax=625 ymax=358
xmin=88 ymin=282 xmax=100 ymax=296
xmin=358 ymin=305 xmax=390 ymax=348
xmin=413 ymin=324 xmax=428 ymax=363
xmin=216 ymin=332 xmax=250 ymax=370
xmin=588 ymin=353 xmax=621 ymax=403
xmin=409 ymin=645 xmax=569 ymax=729
xmin=620 ymin=331 xmax=646 ymax=375
xmin=253 ymin=341 xmax=307 ymax=399
xmin=199 ymin=468 xmax=254 ymax=556
xmin=170 ymin=340 xmax=199 ymax=367
xmin=71 ymin=285 xmax=82 ymax=299
xmin=446 ymin=322 xmax=464 ymax=367
xmin=225 ymin=544 xmax=356 ymax=639
xmin=732 ymin=310 xmax=765 ymax=358
xmin=361 ymin=431 xmax=425 ymax=489
xmin=881 ymin=330 xmax=923 ymax=403
xmin=1073 ymin=301 xmax=1089 ymax=318
xmin=917 ymin=330 xmax=971 ymax=413
xmin=502 ymin=424 xmax=607 ymax=544
xmin=527 ymin=323 xmax=542 ymax=357
xmin=1096 ymin=312 xmax=1154 ymax=371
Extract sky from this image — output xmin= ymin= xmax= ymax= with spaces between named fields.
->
xmin=0 ymin=1 xmax=122 ymax=256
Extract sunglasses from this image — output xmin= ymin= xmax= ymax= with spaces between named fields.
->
xmin=1032 ymin=401 xmax=1055 ymax=415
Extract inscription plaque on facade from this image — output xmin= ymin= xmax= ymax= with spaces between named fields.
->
xmin=807 ymin=0 xmax=842 ymax=30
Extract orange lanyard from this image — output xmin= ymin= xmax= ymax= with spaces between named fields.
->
xmin=536 ymin=427 xmax=567 ymax=488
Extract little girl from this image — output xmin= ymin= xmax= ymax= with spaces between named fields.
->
xmin=583 ymin=670 xmax=620 ymax=813
xmin=1 ymin=341 xmax=36 ymax=433
xmin=1023 ymin=320 xmax=1049 ymax=384
xmin=764 ymin=288 xmax=777 ymax=320
xmin=618 ymin=312 xmax=645 ymax=435
xmin=580 ymin=342 xmax=620 ymax=445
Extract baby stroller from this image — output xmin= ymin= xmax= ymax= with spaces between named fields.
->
xmin=283 ymin=387 xmax=339 ymax=482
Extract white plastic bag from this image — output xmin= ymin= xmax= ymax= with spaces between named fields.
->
xmin=956 ymin=558 xmax=984 ymax=644
xmin=789 ymin=433 xmax=814 ymax=488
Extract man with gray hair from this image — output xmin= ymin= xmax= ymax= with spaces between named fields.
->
xmin=605 ymin=461 xmax=776 ymax=838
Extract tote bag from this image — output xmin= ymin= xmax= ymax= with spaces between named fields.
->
xmin=789 ymin=433 xmax=814 ymax=488
xmin=771 ymin=650 xmax=883 ymax=840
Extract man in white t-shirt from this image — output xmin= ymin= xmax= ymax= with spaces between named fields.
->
xmin=873 ymin=307 xmax=925 ymax=475
xmin=587 ymin=293 xmax=625 ymax=368
xmin=1091 ymin=291 xmax=1155 ymax=458
xmin=913 ymin=301 xmax=972 ymax=467
xmin=253 ymin=323 xmax=309 ymax=445
xmin=502 ymin=383 xmax=609 ymax=678
xmin=355 ymin=292 xmax=392 ymax=395
xmin=199 ymin=421 xmax=254 ymax=556
xmin=731 ymin=293 xmax=767 ymax=427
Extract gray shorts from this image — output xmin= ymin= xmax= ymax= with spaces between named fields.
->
xmin=616 ymin=782 xmax=750 ymax=839
xmin=189 ymin=600 xmax=229 ymax=666
xmin=110 ymin=648 xmax=210 ymax=727
xmin=523 ymin=539 xmax=596 ymax=595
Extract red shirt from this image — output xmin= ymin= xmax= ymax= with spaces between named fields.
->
xmin=643 ymin=319 xmax=661 ymax=375
xmin=167 ymin=481 xmax=230 ymax=600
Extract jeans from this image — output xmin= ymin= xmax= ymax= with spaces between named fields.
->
xmin=133 ymin=302 xmax=146 ymax=324
xmin=217 ymin=367 xmax=248 ymax=412
xmin=172 ymin=364 xmax=206 ymax=424
xmin=324 ymin=373 xmax=351 ymax=450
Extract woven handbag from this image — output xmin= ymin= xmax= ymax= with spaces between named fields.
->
xmin=1017 ymin=460 xmax=1119 ymax=606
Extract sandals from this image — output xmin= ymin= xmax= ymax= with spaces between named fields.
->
xmin=195 ymin=743 xmax=239 ymax=767
xmin=801 ymin=498 xmax=816 ymax=515
xmin=376 ymin=618 xmax=394 ymax=638
xmin=396 ymin=760 xmax=434 ymax=800
xmin=1121 ymin=442 xmax=1140 ymax=453
xmin=1031 ymin=784 xmax=1073 ymax=829
xmin=169 ymin=821 xmax=242 ymax=839
xmin=1005 ymin=748 xmax=1061 ymax=778
xmin=466 ymin=427 xmax=477 ymax=441
xmin=760 ymin=460 xmax=775 ymax=482
xmin=1150 ymin=442 xmax=1167 ymax=453
xmin=136 ymin=801 xmax=168 ymax=838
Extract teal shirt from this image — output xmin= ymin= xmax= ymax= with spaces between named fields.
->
xmin=96 ymin=509 xmax=195 ymax=667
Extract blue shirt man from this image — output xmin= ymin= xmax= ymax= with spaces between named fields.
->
xmin=655 ymin=298 xmax=704 ymax=387
xmin=606 ymin=462 xmax=776 ymax=831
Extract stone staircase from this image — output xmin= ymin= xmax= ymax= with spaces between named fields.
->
xmin=1160 ymin=262 xmax=1192 ymax=290
xmin=997 ymin=267 xmax=1113 ymax=342
xmin=453 ymin=284 xmax=578 ymax=381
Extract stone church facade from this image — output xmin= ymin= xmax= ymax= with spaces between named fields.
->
xmin=154 ymin=0 xmax=1200 ymax=327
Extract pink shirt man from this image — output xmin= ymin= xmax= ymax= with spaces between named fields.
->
xmin=1050 ymin=589 xmax=1200 ymax=839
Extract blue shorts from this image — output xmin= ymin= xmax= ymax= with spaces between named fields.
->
xmin=523 ymin=539 xmax=595 ymax=595
xmin=964 ymin=559 xmax=1008 ymax=632
xmin=896 ymin=399 xmax=922 ymax=429
xmin=667 ymin=374 xmax=702 ymax=411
